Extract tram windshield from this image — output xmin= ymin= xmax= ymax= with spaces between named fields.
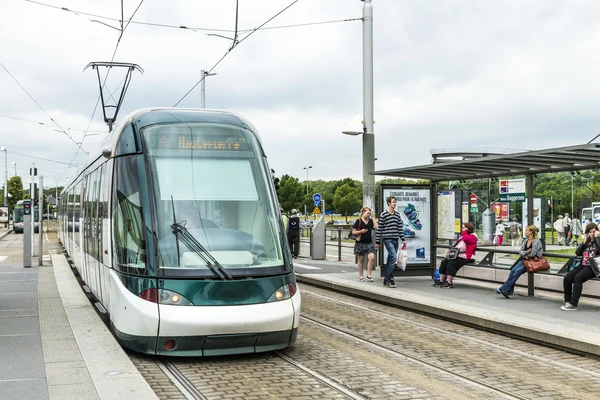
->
xmin=142 ymin=122 xmax=287 ymax=276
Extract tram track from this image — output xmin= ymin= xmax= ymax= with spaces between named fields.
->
xmin=302 ymin=288 xmax=600 ymax=380
xmin=299 ymin=315 xmax=526 ymax=400
xmin=154 ymin=358 xmax=208 ymax=400
xmin=274 ymin=351 xmax=368 ymax=400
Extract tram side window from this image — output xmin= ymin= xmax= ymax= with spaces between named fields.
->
xmin=113 ymin=156 xmax=146 ymax=271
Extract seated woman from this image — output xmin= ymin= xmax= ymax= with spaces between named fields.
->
xmin=562 ymin=222 xmax=600 ymax=311
xmin=497 ymin=224 xmax=542 ymax=298
xmin=435 ymin=223 xmax=477 ymax=288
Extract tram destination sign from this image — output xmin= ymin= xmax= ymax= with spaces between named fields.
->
xmin=149 ymin=132 xmax=249 ymax=151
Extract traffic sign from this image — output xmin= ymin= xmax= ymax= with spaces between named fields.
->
xmin=312 ymin=206 xmax=321 ymax=214
xmin=470 ymin=194 xmax=477 ymax=204
xmin=313 ymin=193 xmax=322 ymax=207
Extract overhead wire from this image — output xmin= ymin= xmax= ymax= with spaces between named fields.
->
xmin=23 ymin=0 xmax=359 ymax=35
xmin=0 ymin=62 xmax=89 ymax=154
xmin=61 ymin=0 xmax=145 ymax=181
xmin=173 ymin=0 xmax=300 ymax=107
xmin=0 ymin=114 xmax=105 ymax=134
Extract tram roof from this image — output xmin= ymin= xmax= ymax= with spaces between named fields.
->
xmin=372 ymin=143 xmax=600 ymax=182
xmin=131 ymin=108 xmax=252 ymax=130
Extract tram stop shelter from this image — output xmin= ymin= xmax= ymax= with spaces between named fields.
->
xmin=372 ymin=142 xmax=600 ymax=296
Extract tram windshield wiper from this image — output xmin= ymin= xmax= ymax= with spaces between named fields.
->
xmin=170 ymin=198 xmax=232 ymax=280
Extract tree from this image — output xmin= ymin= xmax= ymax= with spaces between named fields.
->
xmin=333 ymin=184 xmax=362 ymax=222
xmin=277 ymin=175 xmax=305 ymax=214
xmin=7 ymin=176 xmax=23 ymax=211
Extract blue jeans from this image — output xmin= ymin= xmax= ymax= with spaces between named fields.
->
xmin=383 ymin=239 xmax=399 ymax=283
xmin=498 ymin=261 xmax=526 ymax=295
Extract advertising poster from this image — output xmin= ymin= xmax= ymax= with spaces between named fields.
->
xmin=491 ymin=202 xmax=510 ymax=221
xmin=382 ymin=186 xmax=431 ymax=265
xmin=437 ymin=191 xmax=455 ymax=239
xmin=0 ymin=207 xmax=7 ymax=223
xmin=522 ymin=198 xmax=542 ymax=235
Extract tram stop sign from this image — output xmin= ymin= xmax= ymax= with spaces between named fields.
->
xmin=313 ymin=193 xmax=322 ymax=207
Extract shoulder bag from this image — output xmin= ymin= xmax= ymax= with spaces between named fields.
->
xmin=523 ymin=257 xmax=550 ymax=273
xmin=447 ymin=238 xmax=462 ymax=260
xmin=348 ymin=219 xmax=362 ymax=241
xmin=587 ymin=256 xmax=600 ymax=278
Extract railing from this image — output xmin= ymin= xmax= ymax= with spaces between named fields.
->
xmin=298 ymin=226 xmax=371 ymax=263
xmin=435 ymin=243 xmax=584 ymax=296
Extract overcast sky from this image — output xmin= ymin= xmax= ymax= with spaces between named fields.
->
xmin=2 ymin=0 xmax=600 ymax=189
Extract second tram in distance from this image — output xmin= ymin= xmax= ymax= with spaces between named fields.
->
xmin=57 ymin=108 xmax=300 ymax=356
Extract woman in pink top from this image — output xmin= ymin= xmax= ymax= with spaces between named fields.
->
xmin=435 ymin=223 xmax=477 ymax=288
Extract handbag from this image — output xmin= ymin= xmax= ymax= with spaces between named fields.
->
xmin=447 ymin=248 xmax=460 ymax=260
xmin=587 ymin=256 xmax=600 ymax=278
xmin=348 ymin=219 xmax=362 ymax=241
xmin=523 ymin=257 xmax=550 ymax=273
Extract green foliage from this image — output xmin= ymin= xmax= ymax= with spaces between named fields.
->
xmin=7 ymin=176 xmax=23 ymax=210
xmin=277 ymin=175 xmax=305 ymax=213
xmin=333 ymin=184 xmax=362 ymax=220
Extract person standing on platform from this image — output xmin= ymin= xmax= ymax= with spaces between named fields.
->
xmin=496 ymin=225 xmax=543 ymax=298
xmin=376 ymin=196 xmax=406 ymax=288
xmin=509 ymin=218 xmax=522 ymax=248
xmin=352 ymin=206 xmax=378 ymax=282
xmin=554 ymin=215 xmax=565 ymax=245
xmin=562 ymin=223 xmax=600 ymax=311
xmin=494 ymin=220 xmax=505 ymax=246
xmin=571 ymin=214 xmax=583 ymax=247
xmin=287 ymin=209 xmax=300 ymax=259
xmin=564 ymin=213 xmax=572 ymax=246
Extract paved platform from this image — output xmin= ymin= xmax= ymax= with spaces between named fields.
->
xmin=0 ymin=228 xmax=157 ymax=400
xmin=294 ymin=257 xmax=600 ymax=357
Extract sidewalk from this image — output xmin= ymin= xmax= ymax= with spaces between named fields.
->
xmin=294 ymin=257 xmax=600 ymax=357
xmin=0 ymin=229 xmax=156 ymax=400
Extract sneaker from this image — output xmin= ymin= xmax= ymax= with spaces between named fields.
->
xmin=500 ymin=290 xmax=511 ymax=299
xmin=389 ymin=281 xmax=397 ymax=288
xmin=403 ymin=227 xmax=416 ymax=238
xmin=359 ymin=277 xmax=365 ymax=282
xmin=402 ymin=204 xmax=423 ymax=230
xmin=561 ymin=303 xmax=578 ymax=311
xmin=366 ymin=276 xmax=374 ymax=282
xmin=384 ymin=281 xmax=391 ymax=287
xmin=441 ymin=282 xmax=454 ymax=288
xmin=495 ymin=288 xmax=501 ymax=295
xmin=433 ymin=280 xmax=443 ymax=287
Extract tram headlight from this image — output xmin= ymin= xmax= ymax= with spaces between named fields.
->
xmin=268 ymin=283 xmax=297 ymax=302
xmin=139 ymin=288 xmax=193 ymax=306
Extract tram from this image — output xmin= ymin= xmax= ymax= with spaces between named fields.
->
xmin=57 ymin=108 xmax=300 ymax=356
xmin=13 ymin=200 xmax=40 ymax=233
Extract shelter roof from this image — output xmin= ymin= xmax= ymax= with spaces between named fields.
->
xmin=372 ymin=143 xmax=600 ymax=182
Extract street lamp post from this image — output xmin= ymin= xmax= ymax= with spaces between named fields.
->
xmin=201 ymin=69 xmax=217 ymax=108
xmin=341 ymin=0 xmax=375 ymax=210
xmin=0 ymin=147 xmax=6 ymax=207
xmin=303 ymin=166 xmax=312 ymax=195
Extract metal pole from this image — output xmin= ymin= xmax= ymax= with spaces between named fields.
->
xmin=38 ymin=175 xmax=43 ymax=266
xmin=338 ymin=226 xmax=342 ymax=261
xmin=362 ymin=0 xmax=375 ymax=210
xmin=571 ymin=174 xmax=574 ymax=216
xmin=3 ymin=148 xmax=7 ymax=207
xmin=551 ymin=195 xmax=554 ymax=245
xmin=201 ymin=69 xmax=206 ymax=108
xmin=527 ymin=174 xmax=535 ymax=297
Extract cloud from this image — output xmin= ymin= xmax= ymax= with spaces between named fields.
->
xmin=3 ymin=0 xmax=600 ymax=189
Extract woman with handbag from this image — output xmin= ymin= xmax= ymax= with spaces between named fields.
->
xmin=435 ymin=223 xmax=477 ymax=288
xmin=562 ymin=222 xmax=600 ymax=311
xmin=497 ymin=224 xmax=543 ymax=298
xmin=352 ymin=206 xmax=378 ymax=282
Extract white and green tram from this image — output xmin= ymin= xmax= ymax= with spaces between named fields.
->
xmin=58 ymin=108 xmax=300 ymax=356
